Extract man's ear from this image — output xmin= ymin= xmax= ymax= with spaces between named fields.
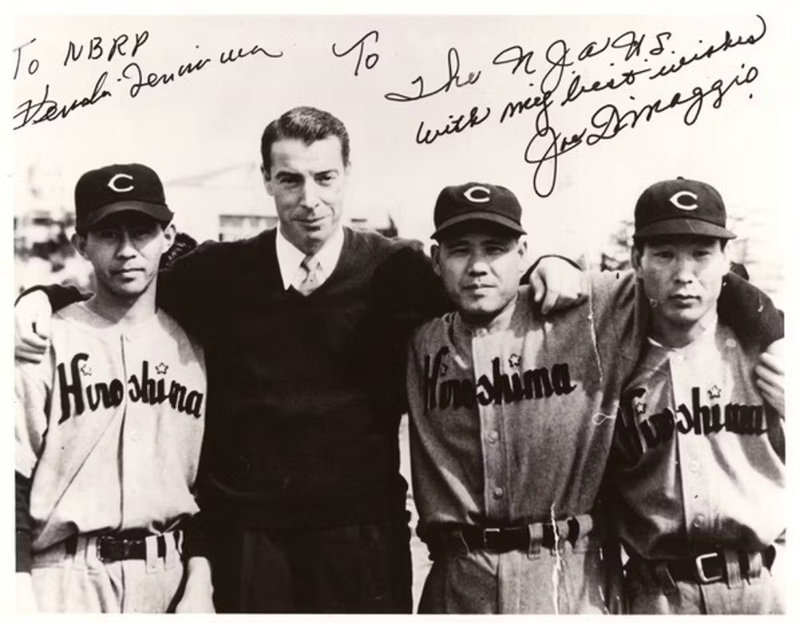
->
xmin=517 ymin=236 xmax=528 ymax=258
xmin=260 ymin=163 xmax=274 ymax=197
xmin=630 ymin=244 xmax=644 ymax=277
xmin=162 ymin=223 xmax=177 ymax=250
xmin=430 ymin=244 xmax=442 ymax=277
xmin=72 ymin=232 xmax=88 ymax=259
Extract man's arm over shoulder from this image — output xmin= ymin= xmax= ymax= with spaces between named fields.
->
xmin=158 ymin=236 xmax=259 ymax=335
xmin=718 ymin=273 xmax=783 ymax=351
xmin=370 ymin=238 xmax=450 ymax=325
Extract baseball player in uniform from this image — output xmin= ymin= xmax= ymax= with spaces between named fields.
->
xmin=608 ymin=178 xmax=785 ymax=614
xmin=405 ymin=182 xmax=784 ymax=614
xmin=15 ymin=164 xmax=211 ymax=613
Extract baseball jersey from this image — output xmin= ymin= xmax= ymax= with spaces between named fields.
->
xmin=407 ymin=272 xmax=644 ymax=529
xmin=16 ymin=302 xmax=207 ymax=553
xmin=609 ymin=318 xmax=785 ymax=560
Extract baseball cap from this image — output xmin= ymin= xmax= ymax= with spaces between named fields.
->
xmin=633 ymin=177 xmax=736 ymax=240
xmin=74 ymin=163 xmax=173 ymax=232
xmin=432 ymin=182 xmax=526 ymax=240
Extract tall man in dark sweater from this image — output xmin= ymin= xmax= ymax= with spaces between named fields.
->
xmin=14 ymin=107 xmax=784 ymax=612
xmin=14 ymin=107 xmax=583 ymax=612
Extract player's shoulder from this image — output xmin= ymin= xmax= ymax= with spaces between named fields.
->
xmin=714 ymin=322 xmax=759 ymax=363
xmin=170 ymin=229 xmax=273 ymax=271
xmin=345 ymin=226 xmax=424 ymax=258
xmin=587 ymin=268 xmax=637 ymax=303
xmin=411 ymin=312 xmax=455 ymax=352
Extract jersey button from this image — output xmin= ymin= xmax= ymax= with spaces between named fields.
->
xmin=486 ymin=430 xmax=500 ymax=444
xmin=692 ymin=514 xmax=705 ymax=528
xmin=689 ymin=460 xmax=700 ymax=473
xmin=492 ymin=486 xmax=505 ymax=499
xmin=475 ymin=328 xmax=488 ymax=337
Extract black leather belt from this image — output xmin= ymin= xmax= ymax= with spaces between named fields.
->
xmin=65 ymin=530 xmax=180 ymax=562
xmin=422 ymin=516 xmax=596 ymax=554
xmin=649 ymin=546 xmax=776 ymax=585
xmin=461 ymin=526 xmax=535 ymax=553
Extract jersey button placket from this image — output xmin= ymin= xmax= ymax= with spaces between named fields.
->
xmin=670 ymin=351 xmax=710 ymax=541
xmin=473 ymin=331 xmax=509 ymax=523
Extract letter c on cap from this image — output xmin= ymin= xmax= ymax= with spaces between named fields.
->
xmin=108 ymin=173 xmax=134 ymax=193
xmin=669 ymin=190 xmax=698 ymax=211
xmin=463 ymin=185 xmax=491 ymax=203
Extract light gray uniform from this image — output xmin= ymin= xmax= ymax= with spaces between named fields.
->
xmin=406 ymin=274 xmax=645 ymax=614
xmin=609 ymin=319 xmax=785 ymax=614
xmin=16 ymin=302 xmax=206 ymax=613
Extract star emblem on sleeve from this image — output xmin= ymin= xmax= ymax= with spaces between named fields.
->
xmin=634 ymin=401 xmax=647 ymax=416
xmin=79 ymin=363 xmax=92 ymax=376
xmin=708 ymin=385 xmax=722 ymax=400
xmin=508 ymin=353 xmax=521 ymax=368
xmin=155 ymin=362 xmax=169 ymax=375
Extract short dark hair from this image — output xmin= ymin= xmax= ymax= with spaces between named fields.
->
xmin=633 ymin=235 xmax=728 ymax=255
xmin=260 ymin=106 xmax=350 ymax=174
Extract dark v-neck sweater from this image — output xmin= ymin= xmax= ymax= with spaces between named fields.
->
xmin=160 ymin=227 xmax=447 ymax=529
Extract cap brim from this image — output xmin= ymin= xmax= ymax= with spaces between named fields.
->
xmin=432 ymin=212 xmax=526 ymax=240
xmin=634 ymin=218 xmax=736 ymax=240
xmin=83 ymin=201 xmax=174 ymax=230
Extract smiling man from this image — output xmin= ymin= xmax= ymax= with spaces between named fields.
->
xmin=608 ymin=178 xmax=785 ymax=614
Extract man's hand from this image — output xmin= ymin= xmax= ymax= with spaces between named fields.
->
xmin=756 ymin=339 xmax=784 ymax=419
xmin=175 ymin=556 xmax=215 ymax=613
xmin=16 ymin=572 xmax=38 ymax=613
xmin=15 ymin=290 xmax=52 ymax=364
xmin=528 ymin=256 xmax=588 ymax=314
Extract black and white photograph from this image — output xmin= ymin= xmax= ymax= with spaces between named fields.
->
xmin=8 ymin=1 xmax=793 ymax=616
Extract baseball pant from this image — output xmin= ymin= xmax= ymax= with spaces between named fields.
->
xmin=418 ymin=532 xmax=621 ymax=613
xmin=30 ymin=534 xmax=185 ymax=613
xmin=209 ymin=518 xmax=413 ymax=613
xmin=623 ymin=543 xmax=785 ymax=614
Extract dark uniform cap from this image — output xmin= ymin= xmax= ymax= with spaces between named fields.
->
xmin=633 ymin=177 xmax=736 ymax=240
xmin=74 ymin=163 xmax=174 ymax=232
xmin=432 ymin=182 xmax=526 ymax=240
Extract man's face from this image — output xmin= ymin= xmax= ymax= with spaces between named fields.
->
xmin=432 ymin=225 xmax=526 ymax=324
xmin=263 ymin=136 xmax=348 ymax=255
xmin=633 ymin=235 xmax=727 ymax=334
xmin=75 ymin=212 xmax=174 ymax=300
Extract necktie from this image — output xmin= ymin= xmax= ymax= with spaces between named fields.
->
xmin=294 ymin=255 xmax=322 ymax=296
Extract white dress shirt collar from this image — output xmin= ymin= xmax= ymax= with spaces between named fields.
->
xmin=275 ymin=225 xmax=345 ymax=291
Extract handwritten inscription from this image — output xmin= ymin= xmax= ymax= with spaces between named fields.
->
xmin=332 ymin=30 xmax=380 ymax=76
xmin=12 ymin=32 xmax=284 ymax=130
xmin=385 ymin=15 xmax=767 ymax=198
xmin=385 ymin=48 xmax=481 ymax=103
xmin=12 ymin=16 xmax=768 ymax=195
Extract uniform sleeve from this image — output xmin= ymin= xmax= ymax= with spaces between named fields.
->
xmin=586 ymin=270 xmax=645 ymax=382
xmin=15 ymin=357 xmax=52 ymax=573
xmin=16 ymin=358 xmax=52 ymax=478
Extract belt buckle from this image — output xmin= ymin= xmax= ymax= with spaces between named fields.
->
xmin=482 ymin=528 xmax=501 ymax=550
xmin=97 ymin=535 xmax=134 ymax=562
xmin=694 ymin=551 xmax=724 ymax=584
xmin=96 ymin=535 xmax=116 ymax=562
